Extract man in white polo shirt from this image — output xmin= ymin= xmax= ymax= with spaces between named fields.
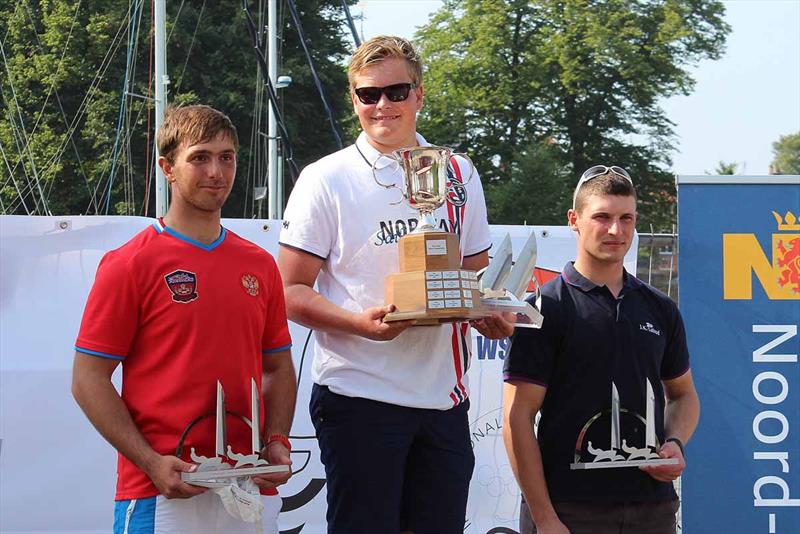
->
xmin=278 ymin=36 xmax=512 ymax=533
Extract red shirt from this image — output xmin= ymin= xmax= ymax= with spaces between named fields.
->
xmin=76 ymin=221 xmax=291 ymax=500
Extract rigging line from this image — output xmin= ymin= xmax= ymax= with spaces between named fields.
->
xmin=19 ymin=0 xmax=81 ymax=146
xmin=340 ymin=0 xmax=361 ymax=48
xmin=0 ymin=40 xmax=49 ymax=214
xmin=141 ymin=21 xmax=155 ymax=217
xmin=242 ymin=0 xmax=299 ymax=182
xmin=36 ymin=3 xmax=136 ymax=183
xmin=0 ymin=91 xmax=36 ymax=214
xmin=0 ymin=137 xmax=32 ymax=215
xmin=21 ymin=0 xmax=99 ymax=213
xmin=1 ymin=1 xmax=26 ymax=51
xmin=166 ymin=0 xmax=187 ymax=44
xmin=174 ymin=0 xmax=206 ymax=93
xmin=285 ymin=0 xmax=344 ymax=150
xmin=105 ymin=0 xmax=145 ymax=214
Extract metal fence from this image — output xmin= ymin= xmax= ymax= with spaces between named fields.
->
xmin=637 ymin=232 xmax=679 ymax=303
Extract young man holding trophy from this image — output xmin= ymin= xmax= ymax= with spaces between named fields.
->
xmin=72 ymin=105 xmax=296 ymax=533
xmin=279 ymin=36 xmax=513 ymax=533
xmin=502 ymin=167 xmax=700 ymax=534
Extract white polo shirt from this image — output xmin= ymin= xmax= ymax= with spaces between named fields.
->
xmin=280 ymin=132 xmax=491 ymax=410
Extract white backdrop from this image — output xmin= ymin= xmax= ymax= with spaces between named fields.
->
xmin=0 ymin=215 xmax=637 ymax=534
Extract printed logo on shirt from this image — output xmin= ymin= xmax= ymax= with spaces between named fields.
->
xmin=639 ymin=322 xmax=661 ymax=336
xmin=164 ymin=270 xmax=198 ymax=303
xmin=282 ymin=220 xmax=290 ymax=229
xmin=373 ymin=218 xmax=459 ymax=247
xmin=241 ymin=273 xmax=260 ymax=297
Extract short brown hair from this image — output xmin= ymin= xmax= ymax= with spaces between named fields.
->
xmin=348 ymin=35 xmax=423 ymax=89
xmin=573 ymin=171 xmax=637 ymax=213
xmin=157 ymin=105 xmax=238 ymax=164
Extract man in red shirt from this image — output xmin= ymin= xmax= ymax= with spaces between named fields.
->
xmin=72 ymin=105 xmax=296 ymax=533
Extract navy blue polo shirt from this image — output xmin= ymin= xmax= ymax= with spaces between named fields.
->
xmin=504 ymin=262 xmax=690 ymax=503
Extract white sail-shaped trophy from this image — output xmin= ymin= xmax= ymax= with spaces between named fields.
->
xmin=570 ymin=379 xmax=680 ymax=470
xmin=181 ymin=379 xmax=290 ymax=487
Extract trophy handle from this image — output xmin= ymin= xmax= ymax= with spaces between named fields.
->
xmin=372 ymin=153 xmax=400 ymax=189
xmin=451 ymin=152 xmax=477 ymax=186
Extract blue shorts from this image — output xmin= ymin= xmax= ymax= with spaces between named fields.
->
xmin=310 ymin=384 xmax=474 ymax=534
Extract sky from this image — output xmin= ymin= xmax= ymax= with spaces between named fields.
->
xmin=352 ymin=0 xmax=800 ymax=176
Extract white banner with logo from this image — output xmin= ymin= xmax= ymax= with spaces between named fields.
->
xmin=0 ymin=215 xmax=637 ymax=533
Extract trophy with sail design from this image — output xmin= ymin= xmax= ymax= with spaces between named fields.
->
xmin=179 ymin=379 xmax=290 ymax=487
xmin=570 ymin=379 xmax=680 ymax=470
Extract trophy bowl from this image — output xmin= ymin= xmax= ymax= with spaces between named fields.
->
xmin=374 ymin=145 xmax=474 ymax=232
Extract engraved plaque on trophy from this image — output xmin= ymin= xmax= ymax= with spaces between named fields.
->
xmin=570 ymin=379 xmax=680 ymax=470
xmin=179 ymin=379 xmax=290 ymax=487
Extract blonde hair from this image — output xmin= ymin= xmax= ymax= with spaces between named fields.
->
xmin=157 ymin=105 xmax=238 ymax=164
xmin=348 ymin=35 xmax=423 ymax=89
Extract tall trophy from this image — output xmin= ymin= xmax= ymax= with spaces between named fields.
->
xmin=373 ymin=146 xmax=543 ymax=328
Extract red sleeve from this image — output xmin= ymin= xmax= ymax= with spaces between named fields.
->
xmin=74 ymin=251 xmax=140 ymax=360
xmin=261 ymin=254 xmax=292 ymax=354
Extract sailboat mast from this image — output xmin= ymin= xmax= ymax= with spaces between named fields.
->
xmin=154 ymin=0 xmax=169 ymax=218
xmin=267 ymin=0 xmax=280 ymax=219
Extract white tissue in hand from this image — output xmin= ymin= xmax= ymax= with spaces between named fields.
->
xmin=212 ymin=478 xmax=263 ymax=523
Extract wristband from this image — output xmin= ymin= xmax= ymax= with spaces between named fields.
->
xmin=266 ymin=434 xmax=292 ymax=452
xmin=665 ymin=437 xmax=684 ymax=457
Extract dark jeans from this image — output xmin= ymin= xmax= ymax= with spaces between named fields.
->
xmin=520 ymin=499 xmax=680 ymax=534
xmin=310 ymin=384 xmax=474 ymax=534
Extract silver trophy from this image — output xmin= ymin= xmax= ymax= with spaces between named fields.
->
xmin=373 ymin=145 xmax=475 ymax=232
xmin=179 ymin=379 xmax=290 ymax=487
xmin=570 ymin=379 xmax=679 ymax=470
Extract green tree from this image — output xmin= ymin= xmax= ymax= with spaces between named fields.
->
xmin=0 ymin=0 xmax=128 ymax=215
xmin=1 ymin=0 xmax=356 ymax=217
xmin=415 ymin=0 xmax=730 ymax=230
xmin=710 ymin=161 xmax=738 ymax=175
xmin=770 ymin=132 xmax=800 ymax=175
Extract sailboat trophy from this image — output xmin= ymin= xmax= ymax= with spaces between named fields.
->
xmin=180 ymin=379 xmax=290 ymax=487
xmin=570 ymin=379 xmax=680 ymax=470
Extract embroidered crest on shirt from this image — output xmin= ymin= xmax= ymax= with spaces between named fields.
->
xmin=639 ymin=322 xmax=661 ymax=336
xmin=241 ymin=274 xmax=260 ymax=296
xmin=164 ymin=270 xmax=198 ymax=303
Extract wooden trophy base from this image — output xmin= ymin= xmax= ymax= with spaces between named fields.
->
xmin=383 ymin=268 xmax=485 ymax=325
xmin=384 ymin=231 xmax=485 ymax=325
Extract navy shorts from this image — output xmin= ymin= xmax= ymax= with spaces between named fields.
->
xmin=310 ymin=384 xmax=474 ymax=534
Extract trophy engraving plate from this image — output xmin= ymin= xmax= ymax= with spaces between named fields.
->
xmin=426 ymin=239 xmax=448 ymax=256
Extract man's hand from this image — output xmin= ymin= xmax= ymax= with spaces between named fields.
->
xmin=470 ymin=312 xmax=515 ymax=339
xmin=354 ymin=305 xmax=416 ymax=341
xmin=252 ymin=441 xmax=293 ymax=490
xmin=144 ymin=455 xmax=207 ymax=499
xmin=640 ymin=440 xmax=685 ymax=482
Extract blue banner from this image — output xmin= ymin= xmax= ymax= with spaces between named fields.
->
xmin=678 ymin=176 xmax=800 ymax=534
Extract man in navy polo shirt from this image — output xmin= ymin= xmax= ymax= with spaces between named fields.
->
xmin=502 ymin=166 xmax=700 ymax=534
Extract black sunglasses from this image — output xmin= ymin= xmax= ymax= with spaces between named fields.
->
xmin=354 ymin=83 xmax=416 ymax=105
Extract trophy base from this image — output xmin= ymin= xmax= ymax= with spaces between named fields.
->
xmin=383 ymin=307 xmax=488 ymax=325
xmin=570 ymin=458 xmax=679 ymax=470
xmin=182 ymin=464 xmax=291 ymax=487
